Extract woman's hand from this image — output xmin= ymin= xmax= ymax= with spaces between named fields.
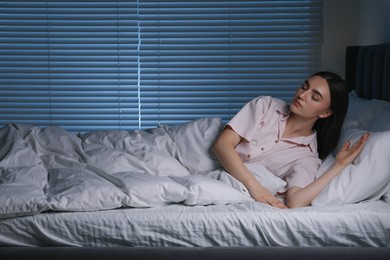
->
xmin=248 ymin=184 xmax=287 ymax=209
xmin=335 ymin=133 xmax=370 ymax=167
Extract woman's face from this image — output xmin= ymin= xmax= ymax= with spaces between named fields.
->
xmin=290 ymin=75 xmax=333 ymax=120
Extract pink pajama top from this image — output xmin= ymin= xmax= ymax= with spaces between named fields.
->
xmin=227 ymin=96 xmax=321 ymax=189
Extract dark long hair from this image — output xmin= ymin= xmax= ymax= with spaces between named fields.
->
xmin=312 ymin=71 xmax=349 ymax=159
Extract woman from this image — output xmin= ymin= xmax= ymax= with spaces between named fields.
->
xmin=212 ymin=71 xmax=369 ymax=209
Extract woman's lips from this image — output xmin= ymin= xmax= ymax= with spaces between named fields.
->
xmin=293 ymin=98 xmax=302 ymax=108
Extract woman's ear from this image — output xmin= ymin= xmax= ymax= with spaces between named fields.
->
xmin=318 ymin=110 xmax=333 ymax=119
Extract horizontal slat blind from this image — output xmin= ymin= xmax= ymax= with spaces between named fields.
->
xmin=0 ymin=1 xmax=139 ymax=132
xmin=0 ymin=0 xmax=323 ymax=131
xmin=138 ymin=0 xmax=323 ymax=127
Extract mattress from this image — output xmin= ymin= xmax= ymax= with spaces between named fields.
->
xmin=1 ymin=199 xmax=389 ymax=247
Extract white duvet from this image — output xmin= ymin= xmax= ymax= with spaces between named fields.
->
xmin=0 ymin=118 xmax=289 ymax=219
xmin=1 ymin=118 xmax=390 ymax=247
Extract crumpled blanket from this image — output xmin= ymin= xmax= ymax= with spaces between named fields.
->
xmin=0 ymin=118 xmax=286 ymax=219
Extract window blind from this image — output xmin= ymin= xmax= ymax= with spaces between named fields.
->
xmin=0 ymin=1 xmax=139 ymax=131
xmin=0 ymin=0 xmax=323 ymax=132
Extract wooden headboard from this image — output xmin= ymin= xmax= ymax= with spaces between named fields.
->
xmin=345 ymin=43 xmax=390 ymax=101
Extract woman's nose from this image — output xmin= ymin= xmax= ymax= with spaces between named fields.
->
xmin=298 ymin=90 xmax=306 ymax=100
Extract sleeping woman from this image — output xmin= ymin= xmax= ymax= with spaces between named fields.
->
xmin=212 ymin=71 xmax=369 ymax=209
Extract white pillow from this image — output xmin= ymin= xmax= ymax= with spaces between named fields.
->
xmin=346 ymin=91 xmax=390 ymax=129
xmin=366 ymin=106 xmax=390 ymax=206
xmin=368 ymin=107 xmax=390 ymax=132
xmin=313 ymin=128 xmax=390 ymax=206
xmin=315 ymin=154 xmax=336 ymax=179
xmin=171 ymin=175 xmax=252 ymax=206
xmin=161 ymin=117 xmax=223 ymax=175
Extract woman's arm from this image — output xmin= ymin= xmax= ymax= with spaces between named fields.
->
xmin=286 ymin=133 xmax=370 ymax=208
xmin=212 ymin=127 xmax=287 ymax=209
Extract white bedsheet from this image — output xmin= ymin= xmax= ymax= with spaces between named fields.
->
xmin=0 ymin=200 xmax=389 ymax=247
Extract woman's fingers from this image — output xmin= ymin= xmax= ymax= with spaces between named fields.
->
xmin=354 ymin=133 xmax=370 ymax=151
xmin=337 ymin=133 xmax=370 ymax=165
xmin=269 ymin=199 xmax=288 ymax=209
xmin=349 ymin=133 xmax=369 ymax=155
xmin=263 ymin=196 xmax=287 ymax=209
xmin=341 ymin=140 xmax=351 ymax=151
xmin=250 ymin=185 xmax=287 ymax=209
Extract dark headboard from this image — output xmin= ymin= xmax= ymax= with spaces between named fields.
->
xmin=345 ymin=44 xmax=390 ymax=101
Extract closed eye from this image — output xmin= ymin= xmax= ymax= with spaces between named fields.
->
xmin=311 ymin=89 xmax=323 ymax=101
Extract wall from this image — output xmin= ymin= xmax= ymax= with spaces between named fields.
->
xmin=321 ymin=0 xmax=390 ymax=77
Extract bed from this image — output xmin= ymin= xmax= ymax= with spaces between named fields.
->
xmin=1 ymin=44 xmax=390 ymax=259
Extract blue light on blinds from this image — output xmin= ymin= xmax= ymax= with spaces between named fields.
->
xmin=0 ymin=1 xmax=323 ymax=132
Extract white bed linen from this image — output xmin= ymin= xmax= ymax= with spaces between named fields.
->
xmin=0 ymin=200 xmax=389 ymax=247
xmin=1 ymin=118 xmax=390 ymax=247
